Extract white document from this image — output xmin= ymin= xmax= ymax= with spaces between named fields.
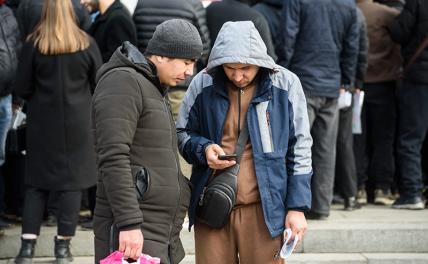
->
xmin=352 ymin=91 xmax=365 ymax=134
xmin=338 ymin=91 xmax=353 ymax=109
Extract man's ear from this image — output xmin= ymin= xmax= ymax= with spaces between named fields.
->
xmin=153 ymin=55 xmax=166 ymax=63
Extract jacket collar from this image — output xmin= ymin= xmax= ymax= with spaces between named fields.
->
xmin=94 ymin=0 xmax=123 ymax=24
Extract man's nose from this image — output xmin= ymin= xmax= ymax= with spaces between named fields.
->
xmin=233 ymin=71 xmax=243 ymax=83
xmin=185 ymin=64 xmax=194 ymax=76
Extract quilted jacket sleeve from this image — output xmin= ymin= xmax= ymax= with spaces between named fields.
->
xmin=92 ymin=69 xmax=144 ymax=230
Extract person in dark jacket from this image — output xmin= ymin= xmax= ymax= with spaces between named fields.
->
xmin=335 ymin=6 xmax=368 ymax=211
xmin=92 ymin=19 xmax=202 ymax=263
xmin=354 ymin=0 xmax=402 ymax=206
xmin=0 ymin=0 xmax=20 ymax=232
xmin=16 ymin=0 xmax=91 ymax=38
xmin=252 ymin=0 xmax=283 ymax=47
xmin=206 ymin=0 xmax=277 ymax=61
xmin=13 ymin=0 xmax=102 ymax=263
xmin=278 ymin=0 xmax=359 ymax=219
xmin=389 ymin=0 xmax=428 ymax=210
xmin=86 ymin=0 xmax=137 ymax=62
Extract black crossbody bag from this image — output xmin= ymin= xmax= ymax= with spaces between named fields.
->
xmin=196 ymin=122 xmax=249 ymax=229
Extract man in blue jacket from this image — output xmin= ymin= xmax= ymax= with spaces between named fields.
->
xmin=177 ymin=21 xmax=312 ymax=263
xmin=277 ymin=0 xmax=359 ymax=219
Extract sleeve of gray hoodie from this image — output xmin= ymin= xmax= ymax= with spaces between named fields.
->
xmin=276 ymin=0 xmax=300 ymax=68
xmin=355 ymin=8 xmax=368 ymax=89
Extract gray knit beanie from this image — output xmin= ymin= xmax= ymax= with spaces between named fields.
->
xmin=145 ymin=19 xmax=203 ymax=60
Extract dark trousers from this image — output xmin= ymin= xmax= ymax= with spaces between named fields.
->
xmin=306 ymin=96 xmax=339 ymax=216
xmin=22 ymin=187 xmax=82 ymax=236
xmin=2 ymin=153 xmax=25 ymax=217
xmin=354 ymin=82 xmax=396 ymax=191
xmin=396 ymin=80 xmax=428 ymax=198
xmin=335 ymin=104 xmax=357 ymax=198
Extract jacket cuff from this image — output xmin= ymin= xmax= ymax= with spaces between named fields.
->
xmin=286 ymin=172 xmax=312 ymax=211
xmin=354 ymin=80 xmax=364 ymax=90
xmin=119 ymin=223 xmax=141 ymax=231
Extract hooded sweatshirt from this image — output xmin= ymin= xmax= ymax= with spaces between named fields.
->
xmin=177 ymin=21 xmax=312 ymax=238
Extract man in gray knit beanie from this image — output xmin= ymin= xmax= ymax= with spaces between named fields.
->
xmin=145 ymin=19 xmax=203 ymax=60
xmin=144 ymin=19 xmax=203 ymax=87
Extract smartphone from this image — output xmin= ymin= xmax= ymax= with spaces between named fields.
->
xmin=218 ymin=154 xmax=237 ymax=161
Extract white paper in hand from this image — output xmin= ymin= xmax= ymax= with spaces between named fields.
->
xmin=280 ymin=229 xmax=299 ymax=259
xmin=338 ymin=91 xmax=352 ymax=109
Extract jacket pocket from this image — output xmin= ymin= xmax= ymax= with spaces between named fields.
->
xmin=256 ymin=101 xmax=274 ymax=153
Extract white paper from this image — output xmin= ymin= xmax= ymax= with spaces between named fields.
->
xmin=352 ymin=91 xmax=365 ymax=134
xmin=280 ymin=229 xmax=299 ymax=259
xmin=11 ymin=109 xmax=26 ymax=130
xmin=338 ymin=91 xmax=352 ymax=109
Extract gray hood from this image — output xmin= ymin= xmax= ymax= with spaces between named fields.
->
xmin=206 ymin=21 xmax=277 ymax=71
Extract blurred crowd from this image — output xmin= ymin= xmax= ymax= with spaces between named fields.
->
xmin=0 ymin=0 xmax=427 ymax=258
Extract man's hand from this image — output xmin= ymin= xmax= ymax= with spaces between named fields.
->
xmin=285 ymin=211 xmax=307 ymax=249
xmin=119 ymin=229 xmax=144 ymax=260
xmin=205 ymin=144 xmax=236 ymax=170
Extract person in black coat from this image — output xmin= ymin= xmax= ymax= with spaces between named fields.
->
xmin=16 ymin=0 xmax=91 ymax=38
xmin=389 ymin=0 xmax=428 ymax=210
xmin=86 ymin=0 xmax=137 ymax=62
xmin=13 ymin=0 xmax=102 ymax=263
xmin=252 ymin=0 xmax=283 ymax=47
xmin=206 ymin=0 xmax=277 ymax=61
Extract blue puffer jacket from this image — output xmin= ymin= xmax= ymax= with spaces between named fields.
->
xmin=277 ymin=0 xmax=359 ymax=98
xmin=177 ymin=21 xmax=312 ymax=238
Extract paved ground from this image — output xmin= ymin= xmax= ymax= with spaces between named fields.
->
xmin=1 ymin=205 xmax=427 ymax=263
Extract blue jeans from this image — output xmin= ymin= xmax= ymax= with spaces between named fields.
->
xmin=0 ymin=95 xmax=12 ymax=166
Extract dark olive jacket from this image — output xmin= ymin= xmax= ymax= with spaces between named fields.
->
xmin=92 ymin=42 xmax=191 ymax=264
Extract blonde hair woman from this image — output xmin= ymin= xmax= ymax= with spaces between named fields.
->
xmin=14 ymin=0 xmax=102 ymax=263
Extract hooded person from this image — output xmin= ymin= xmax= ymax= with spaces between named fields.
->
xmin=91 ymin=19 xmax=202 ymax=263
xmin=176 ymin=21 xmax=313 ymax=264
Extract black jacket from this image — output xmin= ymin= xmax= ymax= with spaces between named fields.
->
xmin=132 ymin=0 xmax=211 ymax=67
xmin=0 ymin=4 xmax=20 ymax=96
xmin=89 ymin=0 xmax=137 ymax=62
xmin=206 ymin=0 xmax=277 ymax=60
xmin=252 ymin=0 xmax=283 ymax=46
xmin=389 ymin=0 xmax=428 ymax=84
xmin=16 ymin=0 xmax=91 ymax=38
xmin=15 ymin=39 xmax=102 ymax=190
xmin=92 ymin=42 xmax=191 ymax=264
xmin=355 ymin=7 xmax=369 ymax=89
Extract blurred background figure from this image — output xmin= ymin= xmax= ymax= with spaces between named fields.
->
xmin=252 ymin=0 xmax=283 ymax=48
xmin=277 ymin=0 xmax=359 ymax=220
xmin=84 ymin=0 xmax=137 ymax=62
xmin=0 ymin=0 xmax=21 ymax=234
xmin=17 ymin=0 xmax=90 ymax=38
xmin=334 ymin=5 xmax=368 ymax=211
xmin=205 ymin=0 xmax=276 ymax=60
xmin=13 ymin=0 xmax=102 ymax=263
xmin=389 ymin=0 xmax=428 ymax=210
xmin=354 ymin=0 xmax=402 ymax=206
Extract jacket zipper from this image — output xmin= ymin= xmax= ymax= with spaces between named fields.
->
xmin=266 ymin=110 xmax=274 ymax=152
xmin=163 ymin=98 xmax=179 ymax=264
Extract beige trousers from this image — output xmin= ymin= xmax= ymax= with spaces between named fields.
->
xmin=194 ymin=203 xmax=284 ymax=264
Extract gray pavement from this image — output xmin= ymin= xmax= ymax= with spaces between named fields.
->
xmin=1 ymin=205 xmax=428 ymax=263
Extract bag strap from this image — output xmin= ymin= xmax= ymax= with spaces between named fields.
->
xmin=403 ymin=35 xmax=428 ymax=75
xmin=235 ymin=121 xmax=249 ymax=164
